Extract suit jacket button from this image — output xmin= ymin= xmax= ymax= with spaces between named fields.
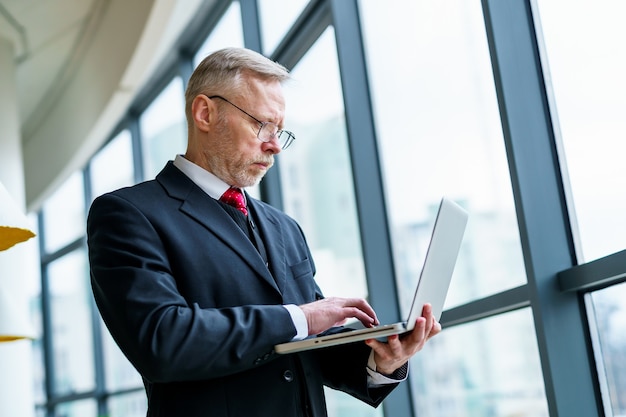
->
xmin=283 ymin=370 xmax=294 ymax=382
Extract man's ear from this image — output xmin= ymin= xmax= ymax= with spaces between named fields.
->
xmin=191 ymin=95 xmax=213 ymax=132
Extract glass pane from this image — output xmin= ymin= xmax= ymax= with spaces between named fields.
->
xmin=588 ymin=282 xmax=626 ymax=417
xmin=535 ymin=0 xmax=626 ymax=262
xmin=48 ymin=249 xmax=95 ymax=395
xmin=258 ymin=0 xmax=308 ymax=55
xmin=108 ymin=391 xmax=147 ymax=417
xmin=90 ymin=130 xmax=135 ymax=198
xmin=55 ymin=399 xmax=97 ymax=417
xmin=324 ymin=387 xmax=383 ymax=417
xmin=281 ymin=28 xmax=367 ymax=300
xmin=193 ymin=1 xmax=244 ymax=66
xmin=411 ymin=309 xmax=548 ymax=416
xmin=281 ymin=29 xmax=376 ymax=416
xmin=139 ymin=77 xmax=187 ymax=180
xmin=359 ymin=0 xmax=526 ymax=310
xmin=103 ymin=320 xmax=143 ymax=391
xmin=32 ymin=330 xmax=47 ymax=403
xmin=41 ymin=171 xmax=85 ymax=254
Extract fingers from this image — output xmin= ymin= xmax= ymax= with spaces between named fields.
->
xmin=346 ymin=297 xmax=379 ymax=325
xmin=403 ymin=303 xmax=441 ymax=347
xmin=299 ymin=297 xmax=379 ymax=336
xmin=365 ymin=305 xmax=443 ymax=375
xmin=366 ymin=334 xmax=410 ymax=375
xmin=420 ymin=303 xmax=441 ymax=340
xmin=403 ymin=316 xmax=427 ymax=350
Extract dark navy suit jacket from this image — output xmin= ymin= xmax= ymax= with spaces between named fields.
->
xmin=87 ymin=162 xmax=398 ymax=417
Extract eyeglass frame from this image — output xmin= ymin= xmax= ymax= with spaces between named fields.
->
xmin=207 ymin=95 xmax=295 ymax=150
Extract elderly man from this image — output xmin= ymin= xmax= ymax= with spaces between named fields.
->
xmin=87 ymin=47 xmax=440 ymax=417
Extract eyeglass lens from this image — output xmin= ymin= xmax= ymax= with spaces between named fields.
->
xmin=259 ymin=124 xmax=294 ymax=149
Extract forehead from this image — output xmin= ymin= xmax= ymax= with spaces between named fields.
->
xmin=238 ymin=76 xmax=285 ymax=118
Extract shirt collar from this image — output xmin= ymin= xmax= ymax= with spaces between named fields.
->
xmin=173 ymin=154 xmax=246 ymax=203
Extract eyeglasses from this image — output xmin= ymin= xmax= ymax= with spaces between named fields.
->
xmin=208 ymin=95 xmax=295 ymax=150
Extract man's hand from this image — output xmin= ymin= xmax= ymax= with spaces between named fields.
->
xmin=299 ymin=297 xmax=380 ymax=336
xmin=365 ymin=303 xmax=441 ymax=375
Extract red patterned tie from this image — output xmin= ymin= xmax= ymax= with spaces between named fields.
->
xmin=219 ymin=187 xmax=248 ymax=216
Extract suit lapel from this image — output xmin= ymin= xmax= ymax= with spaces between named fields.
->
xmin=156 ymin=163 xmax=281 ymax=294
xmin=247 ymin=198 xmax=288 ymax=295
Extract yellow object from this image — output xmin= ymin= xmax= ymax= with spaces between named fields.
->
xmin=0 ymin=181 xmax=37 ymax=342
xmin=0 ymin=181 xmax=36 ymax=252
xmin=0 ymin=226 xmax=36 ymax=251
xmin=0 ymin=334 xmax=28 ymax=342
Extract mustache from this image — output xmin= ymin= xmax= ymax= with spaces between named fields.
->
xmin=254 ymin=156 xmax=274 ymax=166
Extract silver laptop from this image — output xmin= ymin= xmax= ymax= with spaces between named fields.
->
xmin=274 ymin=197 xmax=469 ymax=355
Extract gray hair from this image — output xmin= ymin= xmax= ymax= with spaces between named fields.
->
xmin=184 ymin=47 xmax=290 ymax=124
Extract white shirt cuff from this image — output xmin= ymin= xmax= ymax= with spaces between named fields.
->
xmin=283 ymin=304 xmax=308 ymax=340
xmin=366 ymin=350 xmax=409 ymax=386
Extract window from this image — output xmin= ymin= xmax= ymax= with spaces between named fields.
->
xmin=536 ymin=3 xmax=626 ymax=416
xmin=41 ymin=172 xmax=85 ymax=254
xmin=258 ymin=0 xmax=308 ymax=54
xmin=587 ymin=282 xmax=626 ymax=416
xmin=89 ymin=130 xmax=135 ymax=199
xmin=412 ymin=308 xmax=548 ymax=416
xmin=107 ymin=391 xmax=147 ymax=417
xmin=54 ymin=399 xmax=97 ymax=417
xmin=193 ymin=0 xmax=244 ymax=65
xmin=359 ymin=0 xmax=526 ymax=311
xmin=280 ymin=28 xmax=378 ymax=416
xmin=48 ymin=249 xmax=95 ymax=395
xmin=536 ymin=0 xmax=626 ymax=262
xmin=281 ymin=28 xmax=368 ymax=301
xmin=139 ymin=77 xmax=187 ymax=180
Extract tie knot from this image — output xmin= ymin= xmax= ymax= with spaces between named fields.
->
xmin=220 ymin=187 xmax=248 ymax=216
